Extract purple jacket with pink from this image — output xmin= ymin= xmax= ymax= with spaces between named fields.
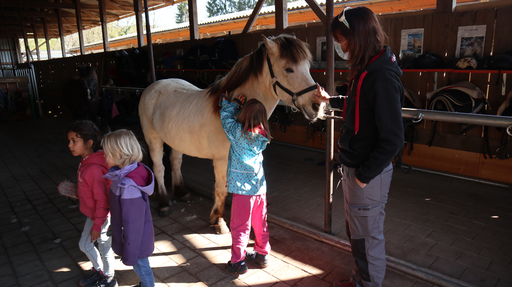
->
xmin=103 ymin=162 xmax=155 ymax=266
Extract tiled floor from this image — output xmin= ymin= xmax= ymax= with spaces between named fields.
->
xmin=1 ymin=116 xmax=511 ymax=287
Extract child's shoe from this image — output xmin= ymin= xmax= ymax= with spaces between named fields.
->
xmin=79 ymin=268 xmax=102 ymax=287
xmin=227 ymin=260 xmax=248 ymax=275
xmin=93 ymin=274 xmax=117 ymax=287
xmin=246 ymin=251 xmax=269 ymax=268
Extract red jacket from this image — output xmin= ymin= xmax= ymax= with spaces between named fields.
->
xmin=77 ymin=150 xmax=111 ymax=232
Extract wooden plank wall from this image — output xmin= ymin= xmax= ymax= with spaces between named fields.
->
xmin=30 ymin=5 xmax=512 ymax=183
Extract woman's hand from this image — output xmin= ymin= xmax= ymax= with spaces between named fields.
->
xmin=355 ymin=177 xmax=367 ymax=189
xmin=313 ymin=83 xmax=331 ymax=103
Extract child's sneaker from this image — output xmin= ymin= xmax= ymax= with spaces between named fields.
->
xmin=227 ymin=260 xmax=248 ymax=275
xmin=93 ymin=274 xmax=117 ymax=287
xmin=246 ymin=251 xmax=269 ymax=268
xmin=79 ymin=268 xmax=102 ymax=287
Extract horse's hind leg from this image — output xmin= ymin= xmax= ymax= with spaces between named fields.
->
xmin=211 ymin=157 xmax=229 ymax=234
xmin=146 ymin=135 xmax=170 ymax=217
xmin=170 ymin=149 xmax=189 ymax=201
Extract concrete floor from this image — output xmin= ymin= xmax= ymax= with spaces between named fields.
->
xmin=1 ymin=116 xmax=511 ymax=287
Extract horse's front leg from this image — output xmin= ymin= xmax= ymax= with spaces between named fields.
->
xmin=211 ymin=157 xmax=229 ymax=234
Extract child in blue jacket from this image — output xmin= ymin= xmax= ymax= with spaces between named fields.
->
xmin=102 ymin=129 xmax=155 ymax=287
xmin=220 ymin=93 xmax=272 ymax=275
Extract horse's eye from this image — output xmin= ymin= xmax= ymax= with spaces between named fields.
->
xmin=285 ymin=68 xmax=294 ymax=73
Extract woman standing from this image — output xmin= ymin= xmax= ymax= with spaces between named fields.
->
xmin=317 ymin=6 xmax=404 ymax=287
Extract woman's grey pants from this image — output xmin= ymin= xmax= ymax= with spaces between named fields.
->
xmin=342 ymin=163 xmax=392 ymax=287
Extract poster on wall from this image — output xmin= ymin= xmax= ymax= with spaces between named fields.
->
xmin=316 ymin=36 xmax=326 ymax=61
xmin=455 ymin=25 xmax=486 ymax=59
xmin=400 ymin=28 xmax=424 ymax=58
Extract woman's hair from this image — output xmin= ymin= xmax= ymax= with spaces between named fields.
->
xmin=67 ymin=120 xmax=103 ymax=152
xmin=235 ymin=99 xmax=271 ymax=143
xmin=331 ymin=6 xmax=386 ymax=77
xmin=101 ymin=129 xmax=143 ymax=167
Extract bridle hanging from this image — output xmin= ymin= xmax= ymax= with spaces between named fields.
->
xmin=266 ymin=56 xmax=316 ymax=110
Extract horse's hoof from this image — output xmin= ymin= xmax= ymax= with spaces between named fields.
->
xmin=180 ymin=193 xmax=191 ymax=202
xmin=158 ymin=207 xmax=170 ymax=217
xmin=215 ymin=220 xmax=230 ymax=234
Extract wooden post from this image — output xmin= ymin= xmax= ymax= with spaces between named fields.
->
xmin=188 ymin=0 xmax=198 ymax=40
xmin=43 ymin=18 xmax=51 ymax=59
xmin=324 ymin=0 xmax=334 ymax=234
xmin=143 ymin=0 xmax=155 ymax=83
xmin=32 ymin=24 xmax=40 ymax=61
xmin=275 ymin=0 xmax=288 ymax=30
xmin=74 ymin=0 xmax=85 ymax=55
xmin=134 ymin=0 xmax=145 ymax=47
xmin=99 ymin=0 xmax=109 ymax=52
xmin=56 ymin=8 xmax=66 ymax=57
xmin=437 ymin=0 xmax=456 ymax=13
xmin=17 ymin=2 xmax=31 ymax=64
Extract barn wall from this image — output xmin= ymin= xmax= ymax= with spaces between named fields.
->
xmin=31 ymin=6 xmax=512 ymax=183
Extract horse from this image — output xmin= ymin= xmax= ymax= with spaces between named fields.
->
xmin=139 ymin=34 xmax=327 ymax=233
xmin=63 ymin=64 xmax=100 ymax=124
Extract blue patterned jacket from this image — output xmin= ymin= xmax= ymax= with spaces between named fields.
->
xmin=220 ymin=100 xmax=268 ymax=195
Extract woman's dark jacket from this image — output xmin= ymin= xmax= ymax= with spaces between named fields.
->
xmin=330 ymin=46 xmax=404 ymax=184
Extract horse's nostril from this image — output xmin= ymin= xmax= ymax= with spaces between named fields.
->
xmin=312 ymin=103 xmax=319 ymax=112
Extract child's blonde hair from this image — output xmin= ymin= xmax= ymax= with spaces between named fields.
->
xmin=102 ymin=129 xmax=143 ymax=167
xmin=236 ymin=99 xmax=271 ymax=142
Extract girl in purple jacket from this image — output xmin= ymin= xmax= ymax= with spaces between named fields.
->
xmin=102 ymin=129 xmax=155 ymax=287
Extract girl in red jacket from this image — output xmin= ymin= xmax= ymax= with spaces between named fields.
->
xmin=67 ymin=121 xmax=117 ymax=287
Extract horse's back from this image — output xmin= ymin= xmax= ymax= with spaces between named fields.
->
xmin=139 ymin=78 xmax=227 ymax=159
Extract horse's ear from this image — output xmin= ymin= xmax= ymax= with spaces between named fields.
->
xmin=263 ymin=36 xmax=278 ymax=54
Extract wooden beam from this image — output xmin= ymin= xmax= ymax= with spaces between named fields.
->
xmin=134 ymin=0 xmax=145 ymax=47
xmin=43 ymin=18 xmax=51 ymax=60
xmin=243 ymin=0 xmax=265 ymax=34
xmin=99 ymin=0 xmax=109 ymax=52
xmin=56 ymin=8 xmax=66 ymax=58
xmin=32 ymin=24 xmax=41 ymax=60
xmin=437 ymin=0 xmax=456 ymax=13
xmin=75 ymin=0 xmax=85 ymax=55
xmin=16 ymin=2 xmax=31 ymax=64
xmin=304 ymin=0 xmax=326 ymax=26
xmin=275 ymin=0 xmax=288 ymax=30
xmin=188 ymin=0 xmax=198 ymax=40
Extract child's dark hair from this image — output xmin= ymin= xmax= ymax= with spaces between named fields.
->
xmin=67 ymin=120 xmax=103 ymax=152
xmin=236 ymin=99 xmax=271 ymax=142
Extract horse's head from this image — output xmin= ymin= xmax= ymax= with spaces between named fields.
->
xmin=207 ymin=34 xmax=326 ymax=121
xmin=76 ymin=64 xmax=99 ymax=107
xmin=262 ymin=35 xmax=326 ymax=121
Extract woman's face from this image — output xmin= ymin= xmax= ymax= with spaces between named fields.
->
xmin=335 ymin=35 xmax=349 ymax=53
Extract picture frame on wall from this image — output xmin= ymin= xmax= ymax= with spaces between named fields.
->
xmin=316 ymin=36 xmax=326 ymax=61
xmin=455 ymin=25 xmax=486 ymax=59
xmin=400 ymin=28 xmax=424 ymax=59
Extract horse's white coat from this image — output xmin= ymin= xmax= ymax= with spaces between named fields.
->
xmin=139 ymin=36 xmax=326 ymax=226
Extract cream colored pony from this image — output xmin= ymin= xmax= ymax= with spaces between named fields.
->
xmin=139 ymin=34 xmax=326 ymax=233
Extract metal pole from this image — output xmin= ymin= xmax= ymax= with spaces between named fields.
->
xmin=324 ymin=0 xmax=334 ymax=234
xmin=402 ymin=108 xmax=512 ymax=129
xmin=143 ymin=0 xmax=156 ymax=83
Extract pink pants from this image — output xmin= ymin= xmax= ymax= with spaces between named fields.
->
xmin=230 ymin=193 xmax=271 ymax=263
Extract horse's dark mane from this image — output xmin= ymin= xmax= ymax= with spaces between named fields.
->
xmin=78 ymin=65 xmax=97 ymax=81
xmin=207 ymin=34 xmax=312 ymax=114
